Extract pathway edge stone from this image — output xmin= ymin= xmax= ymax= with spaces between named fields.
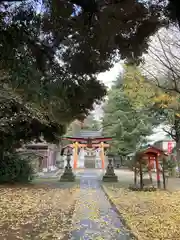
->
xmin=101 ymin=185 xmax=142 ymax=240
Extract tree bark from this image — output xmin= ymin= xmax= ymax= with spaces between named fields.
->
xmin=134 ymin=165 xmax=137 ymax=185
xmin=172 ymin=115 xmax=180 ymax=177
xmin=120 ymin=156 xmax=123 ymax=166
xmin=162 ymin=157 xmax=166 ymax=189
xmin=176 ymin=140 xmax=180 ymax=177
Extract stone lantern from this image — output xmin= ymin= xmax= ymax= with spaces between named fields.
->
xmin=102 ymin=152 xmax=118 ymax=182
xmin=60 ymin=148 xmax=75 ymax=182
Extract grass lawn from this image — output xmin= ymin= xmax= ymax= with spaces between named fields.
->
xmin=103 ymin=183 xmax=180 ymax=240
xmin=0 ymin=182 xmax=79 ymax=240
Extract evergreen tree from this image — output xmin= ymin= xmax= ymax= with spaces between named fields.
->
xmin=102 ymin=88 xmax=154 ymax=155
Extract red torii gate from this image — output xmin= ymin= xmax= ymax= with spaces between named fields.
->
xmin=62 ymin=137 xmax=112 ymax=169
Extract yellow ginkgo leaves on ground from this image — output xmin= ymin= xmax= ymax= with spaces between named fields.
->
xmin=103 ymin=186 xmax=180 ymax=240
xmin=0 ymin=184 xmax=79 ymax=240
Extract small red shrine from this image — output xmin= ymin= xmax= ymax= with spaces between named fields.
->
xmin=134 ymin=145 xmax=168 ymax=189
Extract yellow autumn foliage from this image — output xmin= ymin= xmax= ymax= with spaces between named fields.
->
xmin=153 ymin=93 xmax=176 ymax=107
xmin=0 ymin=184 xmax=79 ymax=240
xmin=123 ymin=65 xmax=157 ymax=108
xmin=122 ymin=65 xmax=180 ymax=117
xmin=104 ymin=186 xmax=180 ymax=240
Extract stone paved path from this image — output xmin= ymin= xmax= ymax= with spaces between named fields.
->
xmin=70 ymin=170 xmax=132 ymax=240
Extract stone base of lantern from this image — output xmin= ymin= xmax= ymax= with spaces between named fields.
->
xmin=102 ymin=174 xmax=118 ymax=182
xmin=59 ymin=167 xmax=75 ymax=182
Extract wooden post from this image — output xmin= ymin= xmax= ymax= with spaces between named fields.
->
xmin=162 ymin=157 xmax=166 ymax=190
xmin=73 ymin=142 xmax=78 ymax=169
xmin=155 ymin=156 xmax=161 ymax=188
xmin=100 ymin=142 xmax=105 ymax=169
xmin=139 ymin=160 xmax=143 ymax=189
xmin=134 ymin=165 xmax=137 ymax=185
xmin=148 ymin=156 xmax=153 ymax=184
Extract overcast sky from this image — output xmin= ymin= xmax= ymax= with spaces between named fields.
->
xmin=97 ymin=62 xmax=123 ymax=88
xmin=92 ymin=62 xmax=123 ymax=119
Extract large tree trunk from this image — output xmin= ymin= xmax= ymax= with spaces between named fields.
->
xmin=120 ymin=156 xmax=123 ymax=166
xmin=134 ymin=165 xmax=137 ymax=185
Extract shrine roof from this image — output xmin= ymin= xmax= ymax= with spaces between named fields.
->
xmin=63 ymin=130 xmax=112 ymax=142
xmin=137 ymin=145 xmax=168 ymax=156
xmin=77 ymin=130 xmax=102 ymax=138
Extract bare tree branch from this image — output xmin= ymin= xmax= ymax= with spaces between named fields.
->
xmin=162 ymin=127 xmax=176 ymax=141
xmin=142 ymin=26 xmax=180 ymax=94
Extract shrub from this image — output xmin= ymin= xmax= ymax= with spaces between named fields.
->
xmin=163 ymin=155 xmax=176 ymax=177
xmin=0 ymin=151 xmax=34 ymax=183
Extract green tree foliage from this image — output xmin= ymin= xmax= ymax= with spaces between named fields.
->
xmin=0 ymin=99 xmax=65 ymax=149
xmin=0 ymin=97 xmax=64 ymax=183
xmin=0 ymin=1 xmax=107 ymax=153
xmin=1 ymin=0 xmax=179 ymax=70
xmin=102 ymin=88 xmax=154 ymax=155
xmin=0 ymin=0 xmax=168 ymax=73
xmin=164 ymin=154 xmax=177 ymax=177
xmin=0 ymin=2 xmax=107 ymax=183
